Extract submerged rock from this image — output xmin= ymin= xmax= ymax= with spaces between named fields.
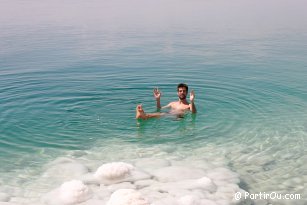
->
xmin=42 ymin=158 xmax=89 ymax=182
xmin=134 ymin=158 xmax=171 ymax=172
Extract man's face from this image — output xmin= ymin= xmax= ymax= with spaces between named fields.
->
xmin=177 ymin=87 xmax=187 ymax=100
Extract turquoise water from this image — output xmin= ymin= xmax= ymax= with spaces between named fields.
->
xmin=1 ymin=0 xmax=307 ymax=204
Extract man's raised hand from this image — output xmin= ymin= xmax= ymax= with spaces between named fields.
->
xmin=190 ymin=90 xmax=195 ymax=102
xmin=153 ymin=88 xmax=161 ymax=100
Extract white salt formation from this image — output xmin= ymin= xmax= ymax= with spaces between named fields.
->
xmin=106 ymin=189 xmax=149 ymax=205
xmin=59 ymin=180 xmax=91 ymax=204
xmin=94 ymin=162 xmax=134 ymax=181
xmin=150 ymin=166 xmax=207 ymax=182
xmin=41 ymin=180 xmax=92 ymax=205
xmin=3 ymin=137 xmax=306 ymax=205
xmin=177 ymin=195 xmax=201 ymax=205
xmin=3 ymin=142 xmax=260 ymax=205
xmin=0 ymin=192 xmax=10 ymax=202
xmin=37 ymin=158 xmax=251 ymax=205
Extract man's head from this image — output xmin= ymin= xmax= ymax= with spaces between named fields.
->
xmin=177 ymin=83 xmax=188 ymax=100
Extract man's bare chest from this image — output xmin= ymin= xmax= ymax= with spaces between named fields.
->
xmin=171 ymin=102 xmax=190 ymax=110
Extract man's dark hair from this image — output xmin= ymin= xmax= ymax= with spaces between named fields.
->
xmin=177 ymin=83 xmax=188 ymax=92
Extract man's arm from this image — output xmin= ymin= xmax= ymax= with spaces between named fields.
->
xmin=153 ymin=88 xmax=162 ymax=110
xmin=146 ymin=112 xmax=165 ymax=118
xmin=156 ymin=99 xmax=161 ymax=110
xmin=190 ymin=102 xmax=197 ymax=113
xmin=190 ymin=90 xmax=197 ymax=113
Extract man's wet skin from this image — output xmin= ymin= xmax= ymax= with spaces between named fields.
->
xmin=136 ymin=83 xmax=196 ymax=120
xmin=136 ymin=104 xmax=187 ymax=120
xmin=135 ymin=105 xmax=165 ymax=120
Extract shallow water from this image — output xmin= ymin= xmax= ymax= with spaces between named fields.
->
xmin=1 ymin=0 xmax=307 ymax=204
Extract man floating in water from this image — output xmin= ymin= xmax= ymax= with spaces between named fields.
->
xmin=136 ymin=83 xmax=197 ymax=119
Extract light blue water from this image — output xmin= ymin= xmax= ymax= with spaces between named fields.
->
xmin=1 ymin=0 xmax=307 ymax=203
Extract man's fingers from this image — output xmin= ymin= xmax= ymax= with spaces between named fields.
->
xmin=154 ymin=87 xmax=161 ymax=95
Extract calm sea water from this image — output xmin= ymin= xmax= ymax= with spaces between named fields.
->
xmin=1 ymin=0 xmax=307 ymax=204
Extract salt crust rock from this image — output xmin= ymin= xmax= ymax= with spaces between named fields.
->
xmin=151 ymin=166 xmax=206 ymax=182
xmin=253 ymin=199 xmax=269 ymax=205
xmin=80 ymin=173 xmax=100 ymax=185
xmin=91 ymin=185 xmax=111 ymax=201
xmin=59 ymin=180 xmax=92 ymax=204
xmin=107 ymin=182 xmax=136 ymax=192
xmin=0 ymin=193 xmax=10 ymax=202
xmin=0 ymin=187 xmax=23 ymax=199
xmin=82 ymin=164 xmax=151 ymax=186
xmin=134 ymin=158 xmax=171 ymax=171
xmin=151 ymin=197 xmax=178 ymax=205
xmin=171 ymin=159 xmax=216 ymax=171
xmin=106 ymin=189 xmax=149 ymax=205
xmin=166 ymin=189 xmax=196 ymax=198
xmin=207 ymin=167 xmax=240 ymax=184
xmin=43 ymin=158 xmax=89 ymax=181
xmin=40 ymin=159 xmax=248 ymax=205
xmin=178 ymin=195 xmax=201 ymax=205
xmin=123 ymin=170 xmax=151 ymax=183
xmin=80 ymin=198 xmax=110 ymax=205
xmin=142 ymin=177 xmax=217 ymax=194
xmin=138 ymin=190 xmax=169 ymax=202
xmin=100 ymin=171 xmax=151 ymax=186
xmin=134 ymin=180 xmax=157 ymax=189
xmin=199 ymin=199 xmax=218 ymax=205
xmin=94 ymin=162 xmax=134 ymax=181
xmin=220 ymin=184 xmax=241 ymax=193
xmin=41 ymin=180 xmax=92 ymax=205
